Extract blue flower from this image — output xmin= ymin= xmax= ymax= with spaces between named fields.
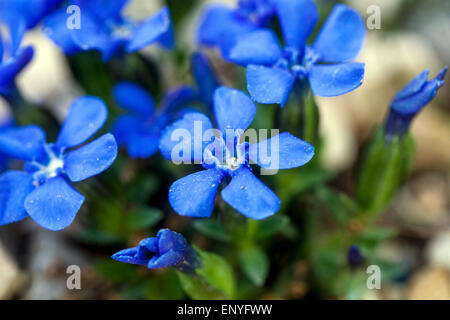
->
xmin=348 ymin=245 xmax=364 ymax=268
xmin=225 ymin=2 xmax=366 ymax=106
xmin=197 ymin=0 xmax=276 ymax=54
xmin=0 ymin=34 xmax=34 ymax=96
xmin=385 ymin=67 xmax=447 ymax=140
xmin=0 ymin=96 xmax=118 ymax=231
xmin=0 ymin=0 xmax=62 ymax=53
xmin=159 ymin=87 xmax=315 ymax=220
xmin=112 ymin=54 xmax=218 ymax=159
xmin=112 ymin=82 xmax=195 ymax=159
xmin=43 ymin=1 xmax=174 ymax=61
xmin=111 ymin=229 xmax=199 ymax=272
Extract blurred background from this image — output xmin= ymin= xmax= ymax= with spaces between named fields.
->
xmin=0 ymin=0 xmax=449 ymax=300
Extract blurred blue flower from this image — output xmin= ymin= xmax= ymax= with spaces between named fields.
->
xmin=112 ymin=53 xmax=218 ymax=159
xmin=159 ymin=87 xmax=315 ymax=220
xmin=0 ymin=0 xmax=62 ymax=53
xmin=112 ymin=229 xmax=199 ymax=272
xmin=385 ymin=67 xmax=447 ymax=140
xmin=197 ymin=0 xmax=276 ymax=54
xmin=225 ymin=2 xmax=366 ymax=106
xmin=0 ymin=33 xmax=34 ymax=96
xmin=43 ymin=1 xmax=174 ymax=61
xmin=347 ymin=245 xmax=364 ymax=268
xmin=0 ymin=96 xmax=118 ymax=231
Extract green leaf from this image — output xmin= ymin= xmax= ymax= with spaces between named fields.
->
xmin=257 ymin=214 xmax=290 ymax=238
xmin=193 ymin=219 xmax=230 ymax=242
xmin=95 ymin=259 xmax=139 ymax=284
xmin=196 ymin=248 xmax=235 ymax=298
xmin=356 ymin=128 xmax=415 ymax=214
xmin=176 ymin=248 xmax=235 ymax=300
xmin=128 ymin=206 xmax=163 ymax=231
xmin=357 ymin=227 xmax=397 ymax=251
xmin=238 ymin=246 xmax=269 ymax=287
xmin=176 ymin=272 xmax=227 ymax=300
xmin=316 ymin=187 xmax=358 ymax=225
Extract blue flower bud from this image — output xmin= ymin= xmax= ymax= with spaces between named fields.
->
xmin=111 ymin=229 xmax=200 ymax=273
xmin=347 ymin=245 xmax=364 ymax=268
xmin=385 ymin=67 xmax=447 ymax=140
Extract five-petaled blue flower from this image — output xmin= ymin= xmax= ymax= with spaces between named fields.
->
xmin=0 ymin=96 xmax=118 ymax=231
xmin=0 ymin=33 xmax=34 ymax=96
xmin=159 ymin=87 xmax=315 ymax=220
xmin=384 ymin=66 xmax=447 ymax=140
xmin=225 ymin=1 xmax=366 ymax=106
xmin=197 ymin=0 xmax=276 ymax=54
xmin=43 ymin=1 xmax=174 ymax=61
xmin=111 ymin=229 xmax=199 ymax=272
xmin=0 ymin=0 xmax=62 ymax=53
xmin=112 ymin=52 xmax=219 ymax=158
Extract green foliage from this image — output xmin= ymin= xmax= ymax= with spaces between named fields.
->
xmin=238 ymin=246 xmax=269 ymax=287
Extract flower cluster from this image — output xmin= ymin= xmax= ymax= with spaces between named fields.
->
xmin=0 ymin=97 xmax=117 ymax=230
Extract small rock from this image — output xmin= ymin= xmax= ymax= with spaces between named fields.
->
xmin=0 ymin=242 xmax=27 ymax=299
xmin=426 ymin=229 xmax=450 ymax=271
xmin=407 ymin=267 xmax=450 ymax=300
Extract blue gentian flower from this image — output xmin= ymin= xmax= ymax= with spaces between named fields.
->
xmin=43 ymin=1 xmax=174 ymax=61
xmin=112 ymin=53 xmax=218 ymax=159
xmin=385 ymin=67 xmax=447 ymax=140
xmin=111 ymin=229 xmax=199 ymax=272
xmin=348 ymin=245 xmax=364 ymax=268
xmin=225 ymin=2 xmax=366 ymax=106
xmin=0 ymin=96 xmax=118 ymax=231
xmin=159 ymin=87 xmax=315 ymax=220
xmin=0 ymin=0 xmax=62 ymax=53
xmin=0 ymin=33 xmax=34 ymax=96
xmin=112 ymin=82 xmax=196 ymax=159
xmin=197 ymin=0 xmax=276 ymax=54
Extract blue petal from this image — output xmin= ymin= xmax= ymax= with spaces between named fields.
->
xmin=249 ymin=132 xmax=314 ymax=170
xmin=308 ymin=62 xmax=365 ymax=97
xmin=0 ymin=125 xmax=46 ymax=161
xmin=159 ymin=112 xmax=213 ymax=163
xmin=0 ymin=171 xmax=34 ymax=225
xmin=126 ymin=128 xmax=161 ymax=159
xmin=148 ymin=250 xmax=183 ymax=269
xmin=127 ymin=7 xmax=173 ymax=52
xmin=24 ymin=176 xmax=85 ymax=231
xmin=8 ymin=18 xmax=27 ymax=55
xmin=111 ymin=247 xmax=142 ymax=265
xmin=111 ymin=115 xmax=140 ymax=147
xmin=0 ymin=46 xmax=34 ymax=94
xmin=246 ymin=65 xmax=295 ymax=106
xmin=70 ymin=10 xmax=113 ymax=58
xmin=276 ymin=0 xmax=318 ymax=50
xmin=74 ymin=0 xmax=127 ymax=21
xmin=113 ymin=82 xmax=156 ymax=118
xmin=43 ymin=9 xmax=80 ymax=55
xmin=161 ymin=86 xmax=198 ymax=113
xmin=226 ymin=29 xmax=282 ymax=66
xmin=56 ymin=96 xmax=108 ymax=151
xmin=221 ymin=167 xmax=280 ymax=219
xmin=169 ymin=169 xmax=223 ymax=218
xmin=192 ymin=52 xmax=220 ymax=106
xmin=391 ymin=67 xmax=447 ymax=115
xmin=197 ymin=5 xmax=235 ymax=47
xmin=394 ymin=70 xmax=430 ymax=101
xmin=214 ymin=87 xmax=256 ymax=133
xmin=139 ymin=237 xmax=158 ymax=253
xmin=157 ymin=228 xmax=187 ymax=255
xmin=313 ymin=4 xmax=366 ymax=63
xmin=64 ymin=133 xmax=117 ymax=182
